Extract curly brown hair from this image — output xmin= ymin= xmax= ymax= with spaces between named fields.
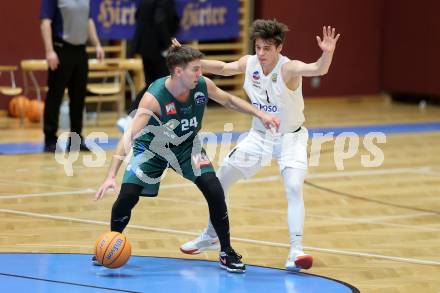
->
xmin=250 ymin=19 xmax=289 ymax=47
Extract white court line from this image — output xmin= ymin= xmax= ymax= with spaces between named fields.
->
xmin=0 ymin=176 xmax=277 ymax=199
xmin=0 ymin=189 xmax=94 ymax=199
xmin=154 ymin=197 xmax=440 ymax=232
xmin=306 ymin=214 xmax=440 ymax=232
xmin=0 ymin=179 xmax=81 ymax=190
xmin=230 ymin=237 xmax=440 ymax=266
xmin=366 ymin=212 xmax=438 ymax=221
xmin=0 ymin=208 xmax=439 ymax=266
xmin=15 ymin=244 xmax=91 ymax=249
xmin=2 ymin=189 xmax=434 ymax=232
xmin=1 ymin=168 xmax=438 ymax=232
xmin=2 ymin=166 xmax=436 ymax=199
xmin=423 ymin=171 xmax=440 ymax=176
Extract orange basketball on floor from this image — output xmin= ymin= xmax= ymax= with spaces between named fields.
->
xmin=26 ymin=100 xmax=44 ymax=123
xmin=94 ymin=231 xmax=131 ymax=269
xmin=8 ymin=95 xmax=30 ymax=118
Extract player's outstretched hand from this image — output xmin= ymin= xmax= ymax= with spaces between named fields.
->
xmin=316 ymin=26 xmax=341 ymax=53
xmin=95 ymin=177 xmax=118 ymax=201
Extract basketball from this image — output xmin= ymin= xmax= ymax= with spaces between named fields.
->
xmin=26 ymin=100 xmax=44 ymax=123
xmin=94 ymin=231 xmax=131 ymax=269
xmin=8 ymin=95 xmax=30 ymax=118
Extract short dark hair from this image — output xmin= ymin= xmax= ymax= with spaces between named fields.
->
xmin=250 ymin=19 xmax=289 ymax=47
xmin=166 ymin=46 xmax=204 ymax=74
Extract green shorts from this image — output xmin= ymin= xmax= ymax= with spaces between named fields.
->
xmin=122 ymin=140 xmax=215 ymax=196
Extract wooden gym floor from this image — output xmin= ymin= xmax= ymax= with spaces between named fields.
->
xmin=0 ymin=95 xmax=439 ymax=292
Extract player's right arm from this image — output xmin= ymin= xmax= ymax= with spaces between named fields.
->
xmin=95 ymin=93 xmax=161 ymax=200
xmin=170 ymin=38 xmax=248 ymax=76
xmin=201 ymin=55 xmax=249 ymax=76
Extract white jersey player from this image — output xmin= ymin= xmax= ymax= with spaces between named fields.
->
xmin=179 ymin=19 xmax=340 ymax=271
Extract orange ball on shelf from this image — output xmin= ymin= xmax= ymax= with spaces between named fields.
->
xmin=26 ymin=99 xmax=44 ymax=123
xmin=8 ymin=95 xmax=30 ymax=118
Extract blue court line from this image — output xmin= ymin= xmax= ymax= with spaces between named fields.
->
xmin=0 ymin=122 xmax=439 ymax=155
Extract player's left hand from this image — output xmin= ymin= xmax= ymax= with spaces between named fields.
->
xmin=316 ymin=26 xmax=340 ymax=53
xmin=260 ymin=113 xmax=280 ymax=132
xmin=94 ymin=176 xmax=118 ymax=201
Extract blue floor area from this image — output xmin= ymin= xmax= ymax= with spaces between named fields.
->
xmin=1 ymin=122 xmax=439 ymax=155
xmin=0 ymin=253 xmax=358 ymax=293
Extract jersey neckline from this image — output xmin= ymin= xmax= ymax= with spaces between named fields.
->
xmin=163 ymin=77 xmax=196 ymax=106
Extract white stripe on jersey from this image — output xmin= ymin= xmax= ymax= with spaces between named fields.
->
xmin=243 ymin=55 xmax=305 ymax=133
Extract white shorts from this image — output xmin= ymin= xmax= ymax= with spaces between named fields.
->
xmin=222 ymin=127 xmax=309 ymax=178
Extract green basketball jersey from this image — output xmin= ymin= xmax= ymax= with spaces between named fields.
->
xmin=134 ymin=76 xmax=208 ymax=151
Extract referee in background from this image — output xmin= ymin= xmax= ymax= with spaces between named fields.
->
xmin=40 ymin=0 xmax=104 ymax=152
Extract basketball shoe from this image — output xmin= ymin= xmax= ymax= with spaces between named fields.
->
xmin=66 ymin=136 xmax=90 ymax=152
xmin=219 ymin=247 xmax=246 ymax=273
xmin=180 ymin=229 xmax=220 ymax=254
xmin=92 ymin=255 xmax=102 ymax=266
xmin=285 ymin=248 xmax=313 ymax=272
xmin=116 ymin=116 xmax=133 ymax=133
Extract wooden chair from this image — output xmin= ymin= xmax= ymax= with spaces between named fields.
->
xmin=87 ymin=42 xmax=144 ymax=102
xmin=0 ymin=65 xmax=23 ymax=96
xmin=86 ymin=43 xmax=126 ymax=59
xmin=85 ymin=60 xmax=126 ymax=125
xmin=20 ymin=59 xmax=48 ymax=102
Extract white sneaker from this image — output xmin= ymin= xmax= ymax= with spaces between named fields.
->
xmin=285 ymin=249 xmax=313 ymax=272
xmin=91 ymin=255 xmax=102 ymax=266
xmin=116 ymin=116 xmax=133 ymax=133
xmin=180 ymin=230 xmax=220 ymax=254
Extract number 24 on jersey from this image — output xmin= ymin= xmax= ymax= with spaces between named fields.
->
xmin=181 ymin=117 xmax=198 ymax=131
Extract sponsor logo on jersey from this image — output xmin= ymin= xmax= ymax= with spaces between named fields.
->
xmin=165 ymin=102 xmax=177 ymax=115
xmin=194 ymin=91 xmax=207 ymax=105
xmin=252 ymin=102 xmax=278 ymax=113
xmin=251 ymin=71 xmax=261 ymax=88
xmin=271 ymin=73 xmax=278 ymax=83
xmin=181 ymin=105 xmax=193 ymax=114
xmin=252 ymin=82 xmax=261 ymax=89
xmin=252 ymin=70 xmax=260 ymax=80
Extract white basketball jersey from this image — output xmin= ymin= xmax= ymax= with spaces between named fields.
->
xmin=243 ymin=54 xmax=305 ymax=133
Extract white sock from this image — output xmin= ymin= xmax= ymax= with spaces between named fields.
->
xmin=281 ymin=167 xmax=307 ymax=251
xmin=205 ymin=163 xmax=244 ymax=237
